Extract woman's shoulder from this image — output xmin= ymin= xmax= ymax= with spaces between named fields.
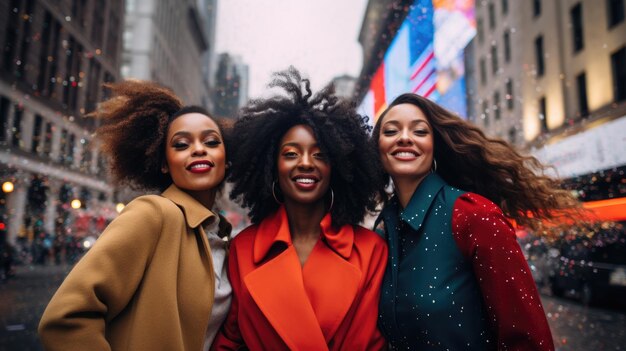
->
xmin=452 ymin=192 xmax=514 ymax=238
xmin=453 ymin=192 xmax=503 ymax=216
xmin=120 ymin=194 xmax=184 ymax=224
xmin=126 ymin=193 xmax=174 ymax=207
xmin=128 ymin=194 xmax=180 ymax=212
xmin=352 ymin=225 xmax=386 ymax=247
xmin=351 ymin=225 xmax=387 ymax=266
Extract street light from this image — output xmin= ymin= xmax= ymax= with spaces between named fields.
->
xmin=2 ymin=181 xmax=14 ymax=193
xmin=71 ymin=199 xmax=82 ymax=209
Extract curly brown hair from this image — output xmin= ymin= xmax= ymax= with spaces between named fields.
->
xmin=372 ymin=93 xmax=581 ymax=229
xmin=93 ymin=80 xmax=225 ymax=191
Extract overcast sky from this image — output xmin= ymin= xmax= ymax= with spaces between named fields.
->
xmin=215 ymin=0 xmax=368 ymax=98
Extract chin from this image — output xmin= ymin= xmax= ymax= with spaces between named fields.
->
xmin=387 ymin=167 xmax=418 ymax=176
xmin=390 ymin=169 xmax=428 ymax=179
xmin=185 ymin=182 xmax=221 ymax=192
xmin=289 ymin=195 xmax=325 ymax=206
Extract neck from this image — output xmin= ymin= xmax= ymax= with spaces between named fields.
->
xmin=392 ymin=173 xmax=429 ymax=209
xmin=283 ymin=200 xmax=326 ymax=240
xmin=186 ymin=188 xmax=217 ymax=210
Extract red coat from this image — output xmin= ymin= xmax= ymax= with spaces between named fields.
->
xmin=212 ymin=206 xmax=388 ymax=351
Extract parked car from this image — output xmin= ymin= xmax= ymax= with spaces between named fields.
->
xmin=548 ymin=222 xmax=626 ymax=307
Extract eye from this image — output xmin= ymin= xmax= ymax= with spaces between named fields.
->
xmin=313 ymin=151 xmax=327 ymax=160
xmin=204 ymin=139 xmax=222 ymax=147
xmin=382 ymin=129 xmax=398 ymax=136
xmin=414 ymin=129 xmax=429 ymax=136
xmin=283 ymin=151 xmax=298 ymax=158
xmin=172 ymin=141 xmax=188 ymax=149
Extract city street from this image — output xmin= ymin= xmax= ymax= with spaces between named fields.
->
xmin=542 ymin=294 xmax=626 ymax=350
xmin=0 ymin=264 xmax=72 ymax=351
xmin=1 ymin=264 xmax=625 ymax=350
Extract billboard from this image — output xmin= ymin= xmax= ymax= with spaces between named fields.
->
xmin=359 ymin=0 xmax=476 ymax=123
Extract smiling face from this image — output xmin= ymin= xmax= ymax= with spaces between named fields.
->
xmin=276 ymin=124 xmax=331 ymax=208
xmin=163 ymin=112 xmax=226 ymax=199
xmin=377 ymin=103 xmax=434 ymax=184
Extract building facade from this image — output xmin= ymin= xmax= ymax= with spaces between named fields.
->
xmin=0 ymin=0 xmax=124 ymax=249
xmin=212 ymin=52 xmax=249 ymax=119
xmin=354 ymin=0 xmax=417 ymax=108
xmin=468 ymin=0 xmax=626 ymax=202
xmin=356 ymin=0 xmax=626 ymax=206
xmin=469 ymin=0 xmax=626 ymax=146
xmin=196 ymin=0 xmax=219 ymax=111
xmin=466 ymin=0 xmax=524 ymax=144
xmin=122 ymin=0 xmax=210 ymax=106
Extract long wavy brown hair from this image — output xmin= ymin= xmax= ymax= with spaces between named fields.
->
xmin=372 ymin=93 xmax=581 ymax=229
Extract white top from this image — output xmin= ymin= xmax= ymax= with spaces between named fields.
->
xmin=202 ymin=214 xmax=232 ymax=351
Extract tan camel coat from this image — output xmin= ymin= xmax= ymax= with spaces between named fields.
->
xmin=39 ymin=185 xmax=231 ymax=351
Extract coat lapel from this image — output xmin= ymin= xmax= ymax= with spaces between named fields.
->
xmin=245 ymin=207 xmax=361 ymax=349
xmin=161 ymin=184 xmax=219 ymax=283
xmin=302 ymin=214 xmax=361 ymax=342
xmin=245 ymin=247 xmax=328 ymax=350
xmin=161 ymin=184 xmax=217 ymax=229
xmin=302 ymin=239 xmax=361 ymax=343
xmin=378 ymin=173 xmax=447 ymax=335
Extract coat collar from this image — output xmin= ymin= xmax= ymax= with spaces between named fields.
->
xmin=161 ymin=184 xmax=217 ymax=229
xmin=245 ymin=206 xmax=361 ymax=349
xmin=253 ymin=206 xmax=354 ymax=264
xmin=384 ymin=172 xmax=447 ymax=233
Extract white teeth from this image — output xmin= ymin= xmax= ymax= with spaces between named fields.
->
xmin=295 ymin=178 xmax=316 ymax=184
xmin=395 ymin=152 xmax=417 ymax=157
xmin=191 ymin=164 xmax=210 ymax=169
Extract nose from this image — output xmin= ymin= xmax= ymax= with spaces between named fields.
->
xmin=191 ymin=140 xmax=208 ymax=156
xmin=297 ymin=153 xmax=314 ymax=170
xmin=398 ymin=128 xmax=413 ymax=145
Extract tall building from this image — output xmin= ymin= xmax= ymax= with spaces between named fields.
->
xmin=467 ymin=0 xmax=626 ymax=207
xmin=212 ymin=53 xmax=249 ymax=119
xmin=122 ymin=0 xmax=210 ymax=106
xmin=196 ymin=0 xmax=219 ymax=111
xmin=465 ymin=0 xmax=524 ymax=144
xmin=0 ymin=0 xmax=124 ymax=247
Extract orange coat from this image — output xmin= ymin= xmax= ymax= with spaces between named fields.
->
xmin=212 ymin=206 xmax=388 ymax=351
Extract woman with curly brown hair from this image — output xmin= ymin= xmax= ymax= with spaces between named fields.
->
xmin=39 ymin=81 xmax=232 ymax=351
xmin=211 ymin=67 xmax=387 ymax=350
xmin=373 ymin=93 xmax=579 ymax=350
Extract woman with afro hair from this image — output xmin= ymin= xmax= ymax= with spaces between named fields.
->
xmin=212 ymin=67 xmax=388 ymax=350
xmin=39 ymin=81 xmax=232 ymax=351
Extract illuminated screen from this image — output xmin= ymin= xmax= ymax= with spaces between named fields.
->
xmin=359 ymin=0 xmax=476 ymax=123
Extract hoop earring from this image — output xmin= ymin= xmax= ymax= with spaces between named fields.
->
xmin=328 ymin=188 xmax=334 ymax=213
xmin=272 ymin=181 xmax=283 ymax=204
xmin=431 ymin=158 xmax=437 ymax=173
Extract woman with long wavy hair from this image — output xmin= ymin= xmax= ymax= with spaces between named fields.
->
xmin=373 ymin=93 xmax=579 ymax=350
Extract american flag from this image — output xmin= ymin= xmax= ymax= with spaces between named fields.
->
xmin=409 ymin=43 xmax=437 ymax=98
